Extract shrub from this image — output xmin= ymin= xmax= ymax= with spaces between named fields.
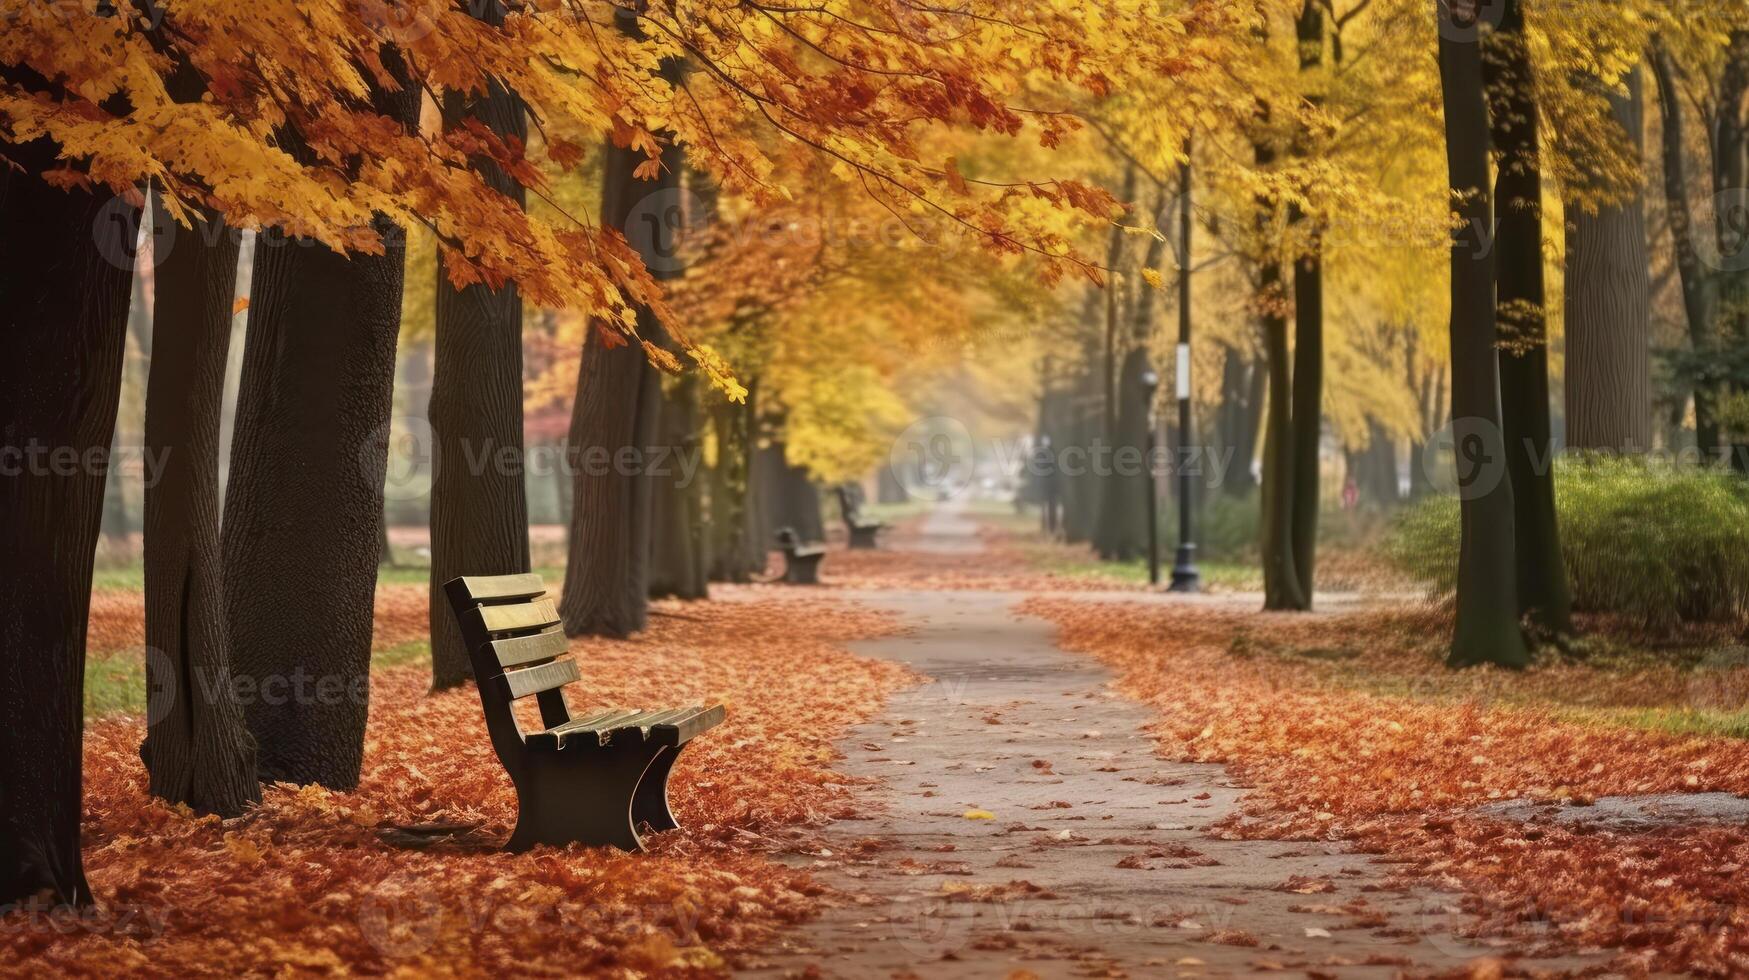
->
xmin=1387 ymin=458 xmax=1749 ymax=630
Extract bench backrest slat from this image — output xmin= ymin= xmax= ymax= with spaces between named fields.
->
xmin=502 ymin=658 xmax=581 ymax=700
xmin=492 ymin=627 xmax=568 ymax=669
xmin=455 ymin=572 xmax=548 ymax=603
xmin=473 ymin=597 xmax=561 ymax=636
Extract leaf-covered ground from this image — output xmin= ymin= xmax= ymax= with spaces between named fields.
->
xmin=9 ymin=595 xmax=912 ymax=977
xmin=1027 ymin=598 xmax=1749 ymax=977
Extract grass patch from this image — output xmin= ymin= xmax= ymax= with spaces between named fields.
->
xmin=83 ymin=639 xmax=441 ymax=722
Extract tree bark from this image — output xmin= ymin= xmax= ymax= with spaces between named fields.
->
xmin=1096 ymin=348 xmax=1155 ymax=562
xmin=707 ymin=380 xmax=765 ymax=582
xmin=559 ymin=9 xmax=680 ymax=637
xmin=1438 ymin=0 xmax=1530 ymax=669
xmin=223 ymin=53 xmax=419 ymax=788
xmin=429 ymin=31 xmax=532 ymax=691
xmin=758 ymin=440 xmax=825 ymax=543
xmin=1564 ymin=68 xmax=1653 ymax=452
xmin=139 ymin=194 xmax=261 ymax=816
xmin=648 ymin=372 xmax=709 ymax=599
xmin=1650 ymin=41 xmax=1721 ymax=454
xmin=0 ymin=119 xmax=136 ymax=907
xmin=1288 ymin=0 xmax=1327 ymax=603
xmin=1486 ymin=0 xmax=1571 ymax=633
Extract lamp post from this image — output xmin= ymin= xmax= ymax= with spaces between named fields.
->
xmin=1170 ymin=149 xmax=1201 ymax=594
xmin=1140 ymin=369 xmax=1161 ymax=587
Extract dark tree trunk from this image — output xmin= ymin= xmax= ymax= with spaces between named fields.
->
xmin=0 ymin=120 xmax=137 ymax=907
xmin=1095 ymin=349 xmax=1155 ymax=562
xmin=559 ymin=10 xmax=679 ymax=638
xmin=1564 ymin=68 xmax=1653 ymax=452
xmin=708 ymin=380 xmax=765 ymax=582
xmin=649 ymin=373 xmax=709 ymax=599
xmin=1259 ymin=256 xmax=1306 ymax=610
xmin=1287 ymin=1 xmax=1327 ymax=603
xmin=1487 ymin=0 xmax=1571 ymax=633
xmin=1438 ymin=0 xmax=1530 ymax=669
xmin=430 ymin=35 xmax=532 ymax=691
xmin=1651 ymin=41 xmax=1721 ymax=454
xmin=223 ymin=55 xmax=419 ymax=788
xmin=758 ymin=440 xmax=824 ymax=544
xmin=139 ymin=196 xmax=261 ymax=816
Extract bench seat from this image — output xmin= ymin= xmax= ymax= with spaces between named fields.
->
xmin=525 ymin=705 xmax=727 ymax=751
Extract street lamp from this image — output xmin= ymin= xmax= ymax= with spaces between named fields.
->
xmin=1140 ymin=369 xmax=1161 ymax=587
xmin=1169 ymin=150 xmax=1201 ymax=594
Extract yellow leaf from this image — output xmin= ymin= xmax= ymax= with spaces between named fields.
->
xmin=963 ymin=809 xmax=996 ymax=820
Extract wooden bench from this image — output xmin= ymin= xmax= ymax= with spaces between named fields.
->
xmin=774 ymin=527 xmax=827 ymax=585
xmin=444 ymin=573 xmax=725 ymax=852
xmin=835 ymin=485 xmax=888 ymax=550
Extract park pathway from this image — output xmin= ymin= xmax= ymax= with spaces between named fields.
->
xmin=750 ymin=505 xmax=1572 ymax=978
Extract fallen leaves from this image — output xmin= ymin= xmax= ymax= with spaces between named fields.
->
xmin=7 ymin=595 xmax=914 ymax=977
xmin=1029 ymin=598 xmax=1749 ymax=977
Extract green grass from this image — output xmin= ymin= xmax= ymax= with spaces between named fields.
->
xmin=83 ymin=633 xmax=445 ymax=722
xmin=1019 ymin=543 xmax=1260 ymax=591
xmin=1552 ymin=705 xmax=1749 ymax=741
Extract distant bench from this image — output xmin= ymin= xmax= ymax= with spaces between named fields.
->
xmin=444 ymin=572 xmax=725 ymax=852
xmin=836 ymin=484 xmax=888 ymax=550
xmin=774 ymin=527 xmax=826 ymax=585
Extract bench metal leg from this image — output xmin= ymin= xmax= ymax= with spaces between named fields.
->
xmin=505 ymin=741 xmax=662 ymax=853
xmin=631 ymin=744 xmax=685 ymax=833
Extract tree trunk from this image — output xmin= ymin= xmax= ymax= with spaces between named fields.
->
xmin=1287 ymin=1 xmax=1328 ymax=602
xmin=1259 ymin=258 xmax=1306 ymax=610
xmin=758 ymin=440 xmax=825 ymax=543
xmin=223 ymin=54 xmax=419 ymax=788
xmin=649 ymin=373 xmax=709 ymax=599
xmin=0 ymin=119 xmax=137 ymax=907
xmin=429 ymin=36 xmax=532 ymax=691
xmin=1438 ymin=0 xmax=1530 ymax=669
xmin=139 ymin=196 xmax=261 ymax=816
xmin=1564 ymin=68 xmax=1653 ymax=452
xmin=1487 ymin=0 xmax=1571 ymax=633
xmin=1095 ymin=348 xmax=1155 ymax=562
xmin=707 ymin=380 xmax=765 ymax=582
xmin=559 ymin=10 xmax=679 ymax=637
xmin=1650 ymin=41 xmax=1721 ymax=454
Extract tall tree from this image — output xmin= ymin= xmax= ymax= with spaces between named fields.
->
xmin=139 ymin=188 xmax=261 ymax=815
xmin=1288 ymin=0 xmax=1328 ymax=603
xmin=1485 ymin=0 xmax=1572 ymax=634
xmin=223 ymin=50 xmax=420 ymax=788
xmin=0 ymin=85 xmax=137 ymax=906
xmin=428 ymin=0 xmax=532 ymax=691
xmin=1564 ymin=68 xmax=1654 ymax=452
xmin=1437 ymin=0 xmax=1531 ymax=669
xmin=1650 ymin=39 xmax=1723 ymax=454
xmin=559 ymin=8 xmax=681 ymax=637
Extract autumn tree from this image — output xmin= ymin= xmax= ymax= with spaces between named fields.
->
xmin=1484 ymin=0 xmax=1571 ymax=633
xmin=1437 ymin=0 xmax=1530 ymax=669
xmin=428 ymin=0 xmax=532 ymax=690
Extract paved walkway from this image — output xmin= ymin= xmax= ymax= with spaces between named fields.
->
xmin=751 ymin=506 xmax=1580 ymax=978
